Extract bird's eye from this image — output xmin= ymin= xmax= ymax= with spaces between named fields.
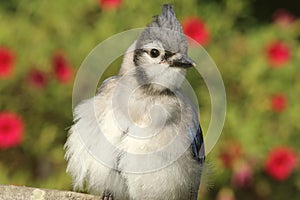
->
xmin=150 ymin=49 xmax=160 ymax=58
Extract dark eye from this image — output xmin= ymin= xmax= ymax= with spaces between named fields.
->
xmin=150 ymin=49 xmax=160 ymax=58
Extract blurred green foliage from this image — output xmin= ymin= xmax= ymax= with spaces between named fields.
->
xmin=0 ymin=0 xmax=299 ymax=199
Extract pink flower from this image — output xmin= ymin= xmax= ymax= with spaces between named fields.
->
xmin=0 ymin=47 xmax=15 ymax=79
xmin=264 ymin=147 xmax=298 ymax=181
xmin=27 ymin=68 xmax=48 ymax=89
xmin=231 ymin=161 xmax=253 ymax=188
xmin=182 ymin=17 xmax=210 ymax=46
xmin=273 ymin=9 xmax=296 ymax=26
xmin=98 ymin=0 xmax=122 ymax=10
xmin=52 ymin=53 xmax=74 ymax=83
xmin=271 ymin=94 xmax=287 ymax=112
xmin=0 ymin=112 xmax=24 ymax=149
xmin=266 ymin=41 xmax=290 ymax=67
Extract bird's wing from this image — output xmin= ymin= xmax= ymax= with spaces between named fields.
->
xmin=96 ymin=75 xmax=119 ymax=95
xmin=189 ymin=124 xmax=205 ymax=164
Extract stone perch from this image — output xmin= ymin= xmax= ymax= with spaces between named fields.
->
xmin=0 ymin=185 xmax=100 ymax=200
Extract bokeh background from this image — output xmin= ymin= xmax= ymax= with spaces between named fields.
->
xmin=0 ymin=0 xmax=299 ymax=199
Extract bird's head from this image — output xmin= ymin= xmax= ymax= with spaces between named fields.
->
xmin=132 ymin=4 xmax=195 ymax=92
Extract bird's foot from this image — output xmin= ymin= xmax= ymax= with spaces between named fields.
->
xmin=101 ymin=190 xmax=113 ymax=200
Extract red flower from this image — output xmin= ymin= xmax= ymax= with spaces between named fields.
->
xmin=264 ymin=147 xmax=298 ymax=181
xmin=52 ymin=53 xmax=74 ymax=83
xmin=266 ymin=41 xmax=290 ymax=67
xmin=98 ymin=0 xmax=122 ymax=10
xmin=27 ymin=68 xmax=48 ymax=89
xmin=0 ymin=47 xmax=15 ymax=79
xmin=271 ymin=94 xmax=287 ymax=112
xmin=273 ymin=9 xmax=296 ymax=26
xmin=182 ymin=17 xmax=210 ymax=46
xmin=231 ymin=161 xmax=253 ymax=188
xmin=0 ymin=112 xmax=24 ymax=149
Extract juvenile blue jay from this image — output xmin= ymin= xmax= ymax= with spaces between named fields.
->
xmin=65 ymin=4 xmax=205 ymax=200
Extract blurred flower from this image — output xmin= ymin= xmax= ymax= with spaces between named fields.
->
xmin=264 ymin=147 xmax=298 ymax=181
xmin=271 ymin=94 xmax=287 ymax=112
xmin=216 ymin=188 xmax=235 ymax=200
xmin=266 ymin=41 xmax=290 ymax=67
xmin=98 ymin=0 xmax=122 ymax=10
xmin=273 ymin=9 xmax=296 ymax=26
xmin=219 ymin=141 xmax=242 ymax=168
xmin=0 ymin=47 xmax=15 ymax=79
xmin=27 ymin=68 xmax=48 ymax=89
xmin=0 ymin=112 xmax=24 ymax=149
xmin=182 ymin=17 xmax=210 ymax=46
xmin=231 ymin=160 xmax=253 ymax=188
xmin=52 ymin=53 xmax=74 ymax=83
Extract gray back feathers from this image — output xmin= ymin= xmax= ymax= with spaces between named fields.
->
xmin=136 ymin=4 xmax=188 ymax=55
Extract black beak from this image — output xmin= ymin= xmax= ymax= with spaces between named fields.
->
xmin=172 ymin=55 xmax=196 ymax=68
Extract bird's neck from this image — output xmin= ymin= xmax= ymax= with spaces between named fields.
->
xmin=139 ymin=83 xmax=176 ymax=97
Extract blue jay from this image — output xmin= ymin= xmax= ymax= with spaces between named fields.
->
xmin=65 ymin=4 xmax=205 ymax=200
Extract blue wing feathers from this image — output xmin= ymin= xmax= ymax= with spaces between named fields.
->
xmin=189 ymin=124 xmax=205 ymax=164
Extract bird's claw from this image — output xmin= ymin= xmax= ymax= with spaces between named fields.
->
xmin=102 ymin=191 xmax=113 ymax=200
